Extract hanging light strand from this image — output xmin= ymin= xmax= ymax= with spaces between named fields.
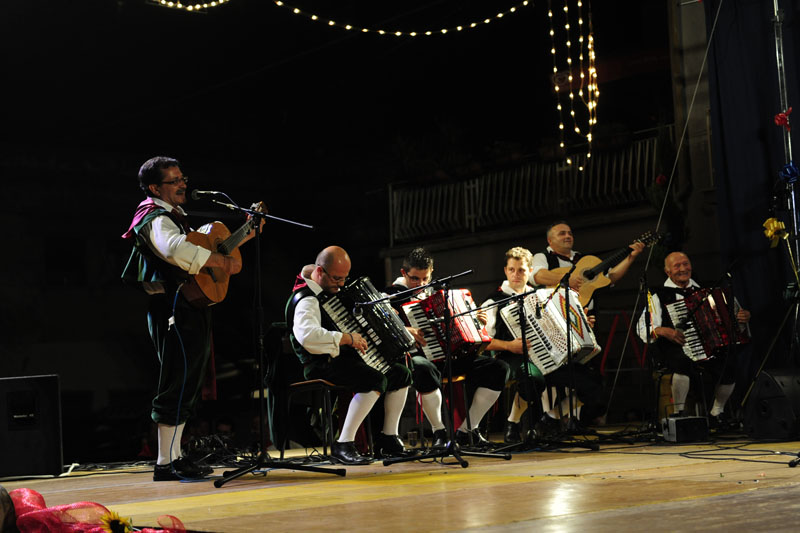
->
xmin=149 ymin=0 xmax=231 ymax=13
xmin=547 ymin=0 xmax=598 ymax=165
xmin=272 ymin=1 xmax=531 ymax=37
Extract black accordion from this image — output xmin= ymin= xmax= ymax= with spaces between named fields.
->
xmin=318 ymin=276 xmax=415 ymax=374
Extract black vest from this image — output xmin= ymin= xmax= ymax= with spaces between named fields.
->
xmin=285 ymin=285 xmax=343 ymax=365
xmin=484 ymin=287 xmax=519 ymax=342
xmin=649 ymin=284 xmax=700 ymax=357
xmin=544 ymin=249 xmax=584 ymax=270
xmin=652 ymin=285 xmax=700 ymax=329
xmin=121 ymin=209 xmax=193 ymax=291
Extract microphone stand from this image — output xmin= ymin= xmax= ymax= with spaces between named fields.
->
xmin=211 ymin=200 xmax=344 ymax=487
xmin=383 ymin=272 xmax=511 ymax=467
xmin=638 ymin=273 xmax=667 ymax=434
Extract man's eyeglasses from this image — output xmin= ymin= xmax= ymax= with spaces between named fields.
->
xmin=317 ymin=264 xmax=348 ymax=284
xmin=161 ymin=176 xmax=189 ymax=186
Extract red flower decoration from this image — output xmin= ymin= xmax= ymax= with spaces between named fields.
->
xmin=655 ymin=174 xmax=667 ymax=186
xmin=775 ymin=107 xmax=792 ymax=132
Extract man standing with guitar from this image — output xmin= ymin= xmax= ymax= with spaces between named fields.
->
xmin=122 ymin=156 xmax=261 ymax=481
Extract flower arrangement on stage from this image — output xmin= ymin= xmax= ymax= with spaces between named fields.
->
xmin=4 ymin=486 xmax=186 ymax=533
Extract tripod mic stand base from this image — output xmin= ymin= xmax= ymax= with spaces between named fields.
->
xmin=382 ymin=441 xmax=469 ymax=468
xmin=382 ymin=439 xmax=512 ymax=468
xmin=214 ymin=452 xmax=346 ymax=488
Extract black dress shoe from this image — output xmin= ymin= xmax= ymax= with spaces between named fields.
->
xmin=455 ymin=429 xmax=472 ymax=447
xmin=331 ymin=441 xmax=371 ymax=465
xmin=455 ymin=429 xmax=491 ymax=447
xmin=374 ymin=432 xmax=405 ymax=458
xmin=535 ymin=414 xmax=561 ymax=438
xmin=431 ymin=429 xmax=448 ymax=449
xmin=471 ymin=428 xmax=491 ymax=446
xmin=153 ymin=457 xmax=209 ymax=481
xmin=504 ymin=421 xmax=522 ymax=444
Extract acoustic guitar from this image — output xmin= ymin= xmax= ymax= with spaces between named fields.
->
xmin=548 ymin=231 xmax=661 ymax=307
xmin=181 ymin=201 xmax=266 ymax=307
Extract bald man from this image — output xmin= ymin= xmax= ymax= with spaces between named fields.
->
xmin=286 ymin=246 xmax=413 ymax=464
xmin=637 ymin=252 xmax=751 ymax=427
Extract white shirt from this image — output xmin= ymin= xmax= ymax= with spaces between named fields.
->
xmin=139 ymin=198 xmax=211 ymax=275
xmin=636 ymin=278 xmax=701 ymax=343
xmin=293 ymin=276 xmax=344 ymax=357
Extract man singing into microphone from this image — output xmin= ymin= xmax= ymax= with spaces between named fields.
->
xmin=122 ymin=156 xmax=260 ymax=481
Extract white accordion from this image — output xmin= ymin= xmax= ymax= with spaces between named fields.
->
xmin=499 ymin=288 xmax=601 ymax=375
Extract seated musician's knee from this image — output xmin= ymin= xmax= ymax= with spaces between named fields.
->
xmin=387 ymin=364 xmax=412 ymax=390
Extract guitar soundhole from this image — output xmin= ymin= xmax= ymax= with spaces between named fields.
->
xmin=206 ymin=267 xmax=217 ymax=283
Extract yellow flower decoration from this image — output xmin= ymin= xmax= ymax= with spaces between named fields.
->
xmin=100 ymin=510 xmax=133 ymax=533
xmin=764 ymin=217 xmax=787 ymax=248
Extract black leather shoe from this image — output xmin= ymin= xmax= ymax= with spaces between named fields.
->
xmin=504 ymin=421 xmax=522 ymax=444
xmin=431 ymin=429 xmax=448 ymax=449
xmin=374 ymin=432 xmax=405 ymax=458
xmin=153 ymin=457 xmax=209 ymax=481
xmin=455 ymin=429 xmax=472 ymax=447
xmin=471 ymin=428 xmax=491 ymax=446
xmin=535 ymin=414 xmax=561 ymax=438
xmin=455 ymin=429 xmax=491 ymax=447
xmin=331 ymin=441 xmax=371 ymax=465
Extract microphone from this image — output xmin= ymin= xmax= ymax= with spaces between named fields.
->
xmin=190 ymin=190 xmax=223 ymax=200
xmin=353 ymin=304 xmax=363 ymax=317
xmin=535 ymin=302 xmax=541 ymax=319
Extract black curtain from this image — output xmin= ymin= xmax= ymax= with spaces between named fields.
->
xmin=705 ymin=0 xmax=800 ymax=369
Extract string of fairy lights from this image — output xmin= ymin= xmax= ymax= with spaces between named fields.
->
xmin=149 ymin=0 xmax=230 ymax=13
xmin=271 ymin=1 xmax=531 ymax=37
xmin=150 ymin=0 xmax=599 ymax=168
xmin=547 ymin=0 xmax=598 ymax=168
xmin=150 ymin=0 xmax=532 ymax=31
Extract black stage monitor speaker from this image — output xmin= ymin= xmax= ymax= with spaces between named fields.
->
xmin=0 ymin=375 xmax=63 ymax=477
xmin=745 ymin=369 xmax=800 ymax=440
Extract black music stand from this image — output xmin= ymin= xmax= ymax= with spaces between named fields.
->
xmin=382 ymin=271 xmax=511 ymax=468
xmin=552 ymin=268 xmax=611 ymax=448
xmin=206 ymin=198 xmax=345 ymax=488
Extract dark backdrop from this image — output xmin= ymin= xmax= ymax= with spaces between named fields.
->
xmin=705 ymin=0 xmax=800 ymax=369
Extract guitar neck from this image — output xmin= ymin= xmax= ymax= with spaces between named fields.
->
xmin=218 ymin=219 xmax=255 ymax=255
xmin=583 ymin=246 xmax=631 ymax=280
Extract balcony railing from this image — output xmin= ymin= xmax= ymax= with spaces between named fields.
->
xmin=388 ymin=129 xmax=669 ymax=245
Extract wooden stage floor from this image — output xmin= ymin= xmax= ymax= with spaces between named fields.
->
xmin=5 ymin=436 xmax=800 ymax=532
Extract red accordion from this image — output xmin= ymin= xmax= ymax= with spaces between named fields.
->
xmin=665 ymin=286 xmax=750 ymax=362
xmin=401 ymin=289 xmax=491 ymax=361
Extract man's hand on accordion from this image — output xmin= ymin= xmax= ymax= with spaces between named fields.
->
xmin=406 ymin=327 xmax=428 ymax=349
xmin=584 ymin=307 xmax=596 ymax=329
xmin=341 ymin=331 xmax=369 ymax=354
xmin=737 ymin=309 xmax=751 ymax=324
xmin=657 ymin=327 xmax=686 ymax=346
xmin=486 ymin=337 xmax=524 ymax=355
